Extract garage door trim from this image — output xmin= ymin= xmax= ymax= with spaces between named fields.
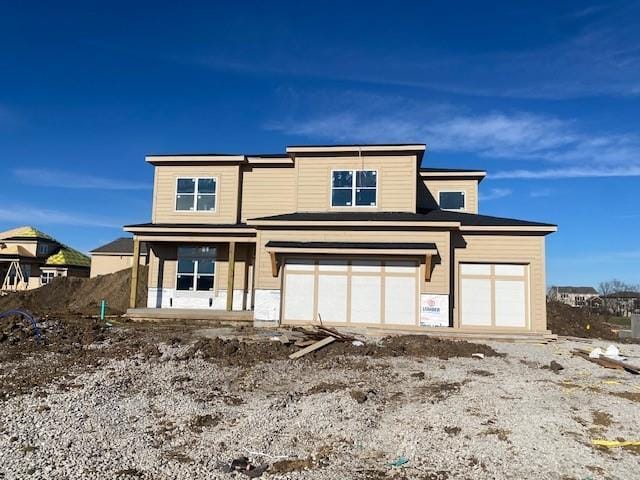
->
xmin=458 ymin=262 xmax=530 ymax=329
xmin=281 ymin=256 xmax=420 ymax=326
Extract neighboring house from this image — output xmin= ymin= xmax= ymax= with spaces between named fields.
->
xmin=602 ymin=291 xmax=640 ymax=317
xmin=0 ymin=226 xmax=90 ymax=290
xmin=90 ymin=237 xmax=148 ymax=277
xmin=124 ymin=143 xmax=556 ymax=335
xmin=548 ymin=286 xmax=599 ymax=307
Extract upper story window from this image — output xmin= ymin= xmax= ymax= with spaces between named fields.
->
xmin=439 ymin=191 xmax=465 ymax=211
xmin=176 ymin=177 xmax=217 ymax=212
xmin=37 ymin=244 xmax=49 ymax=255
xmin=331 ymin=170 xmax=377 ymax=207
xmin=176 ymin=246 xmax=216 ymax=291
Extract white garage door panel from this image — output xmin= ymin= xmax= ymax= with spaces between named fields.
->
xmin=284 ymin=273 xmax=314 ymax=321
xmin=317 ymin=274 xmax=347 ymax=322
xmin=460 ymin=264 xmax=491 ymax=275
xmin=460 ymin=278 xmax=492 ymax=326
xmin=351 ymin=276 xmax=381 ymax=323
xmin=494 ymin=264 xmax=525 ymax=276
xmin=495 ymin=280 xmax=526 ymax=327
xmin=385 ymin=276 xmax=416 ymax=325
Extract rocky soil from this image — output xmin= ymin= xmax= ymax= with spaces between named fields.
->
xmin=1 ymin=317 xmax=639 ymax=479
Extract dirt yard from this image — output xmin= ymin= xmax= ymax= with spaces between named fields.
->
xmin=1 ymin=316 xmax=639 ymax=480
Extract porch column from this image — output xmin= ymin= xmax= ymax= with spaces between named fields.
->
xmin=226 ymin=241 xmax=236 ymax=311
xmin=129 ymin=238 xmax=141 ymax=309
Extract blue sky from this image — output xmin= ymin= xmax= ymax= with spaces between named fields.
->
xmin=1 ymin=1 xmax=639 ymax=287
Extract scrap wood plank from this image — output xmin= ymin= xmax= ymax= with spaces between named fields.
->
xmin=317 ymin=326 xmax=355 ymax=341
xmin=572 ymin=349 xmax=640 ymax=375
xmin=288 ymin=336 xmax=336 ymax=359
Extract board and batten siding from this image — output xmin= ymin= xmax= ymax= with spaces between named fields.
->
xmin=420 ymin=179 xmax=479 ymax=213
xmin=152 ymin=165 xmax=240 ymax=224
xmin=452 ymin=234 xmax=547 ymax=331
xmin=254 ymin=229 xmax=450 ymax=294
xmin=295 ymin=155 xmax=418 ymax=212
xmin=241 ymin=166 xmax=297 ymax=222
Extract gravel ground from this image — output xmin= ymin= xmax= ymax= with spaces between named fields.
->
xmin=1 ymin=328 xmax=639 ymax=480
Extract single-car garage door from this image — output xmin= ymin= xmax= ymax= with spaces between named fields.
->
xmin=282 ymin=258 xmax=418 ymax=325
xmin=459 ymin=263 xmax=529 ymax=329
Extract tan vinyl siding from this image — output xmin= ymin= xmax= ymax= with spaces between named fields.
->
xmin=295 ymin=155 xmax=417 ymax=212
xmin=420 ymin=179 xmax=479 ymax=213
xmin=148 ymin=244 xmax=177 ymax=289
xmin=148 ymin=242 xmax=251 ymax=291
xmin=90 ymin=254 xmax=147 ymax=277
xmin=153 ymin=165 xmax=240 ymax=224
xmin=453 ymin=233 xmax=547 ymax=331
xmin=241 ymin=166 xmax=296 ymax=222
xmin=254 ymin=229 xmax=449 ymax=294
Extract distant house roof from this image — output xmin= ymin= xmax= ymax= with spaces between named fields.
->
xmin=91 ymin=237 xmax=148 ymax=255
xmin=45 ymin=247 xmax=91 ymax=268
xmin=552 ymin=286 xmax=598 ymax=294
xmin=0 ymin=226 xmax=89 ymax=268
xmin=0 ymin=225 xmax=55 ymax=241
xmin=603 ymin=291 xmax=640 ymax=299
xmin=0 ymin=245 xmax=36 ymax=259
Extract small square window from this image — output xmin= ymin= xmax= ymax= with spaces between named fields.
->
xmin=331 ymin=170 xmax=376 ymax=207
xmin=439 ymin=191 xmax=465 ymax=210
xmin=176 ymin=178 xmax=216 ymax=211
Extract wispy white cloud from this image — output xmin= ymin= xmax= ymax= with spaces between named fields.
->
xmin=492 ymin=165 xmax=640 ymax=179
xmin=267 ymin=91 xmax=640 ymax=176
xmin=529 ymin=188 xmax=553 ymax=198
xmin=479 ymin=188 xmax=512 ymax=201
xmin=0 ymin=205 xmax=121 ymax=228
xmin=13 ymin=168 xmax=150 ymax=190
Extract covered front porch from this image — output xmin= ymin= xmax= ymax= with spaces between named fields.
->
xmin=124 ymin=223 xmax=257 ymax=317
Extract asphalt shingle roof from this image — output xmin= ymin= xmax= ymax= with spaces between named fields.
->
xmin=249 ymin=210 xmax=556 ymax=228
xmin=91 ymin=237 xmax=148 ymax=255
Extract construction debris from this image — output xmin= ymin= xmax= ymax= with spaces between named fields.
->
xmin=592 ymin=439 xmax=640 ymax=448
xmin=289 ymin=336 xmax=336 ymax=359
xmin=220 ymin=457 xmax=267 ymax=477
xmin=572 ymin=348 xmax=640 ymax=375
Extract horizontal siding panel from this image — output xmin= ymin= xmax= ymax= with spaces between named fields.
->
xmin=153 ymin=165 xmax=240 ymax=224
xmin=296 ymin=155 xmax=417 ymax=212
xmin=241 ymin=167 xmax=297 ymax=221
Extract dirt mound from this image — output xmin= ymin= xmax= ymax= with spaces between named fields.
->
xmin=185 ymin=335 xmax=500 ymax=365
xmin=547 ymin=301 xmax=618 ymax=340
xmin=0 ymin=266 xmax=147 ymax=317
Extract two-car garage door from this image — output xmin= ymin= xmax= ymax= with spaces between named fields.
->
xmin=459 ymin=263 xmax=529 ymax=328
xmin=282 ymin=258 xmax=418 ymax=325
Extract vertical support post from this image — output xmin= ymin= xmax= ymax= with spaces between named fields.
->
xmin=129 ymin=238 xmax=140 ymax=309
xmin=227 ymin=241 xmax=236 ymax=311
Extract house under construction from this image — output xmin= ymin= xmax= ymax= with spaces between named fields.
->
xmin=0 ymin=226 xmax=90 ymax=291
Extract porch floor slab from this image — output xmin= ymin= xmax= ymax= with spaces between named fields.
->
xmin=125 ymin=308 xmax=253 ymax=323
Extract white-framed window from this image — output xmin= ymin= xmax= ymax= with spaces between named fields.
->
xmin=175 ymin=177 xmax=217 ymax=212
xmin=439 ymin=191 xmax=465 ymax=211
xmin=41 ymin=271 xmax=56 ymax=285
xmin=176 ymin=246 xmax=216 ymax=291
xmin=331 ymin=170 xmax=377 ymax=207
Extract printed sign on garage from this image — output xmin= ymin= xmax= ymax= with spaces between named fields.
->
xmin=420 ymin=294 xmax=449 ymax=327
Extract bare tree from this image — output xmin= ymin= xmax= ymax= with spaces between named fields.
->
xmin=599 ymin=279 xmax=637 ymax=311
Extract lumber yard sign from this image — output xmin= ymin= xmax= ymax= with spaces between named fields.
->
xmin=420 ymin=294 xmax=449 ymax=327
